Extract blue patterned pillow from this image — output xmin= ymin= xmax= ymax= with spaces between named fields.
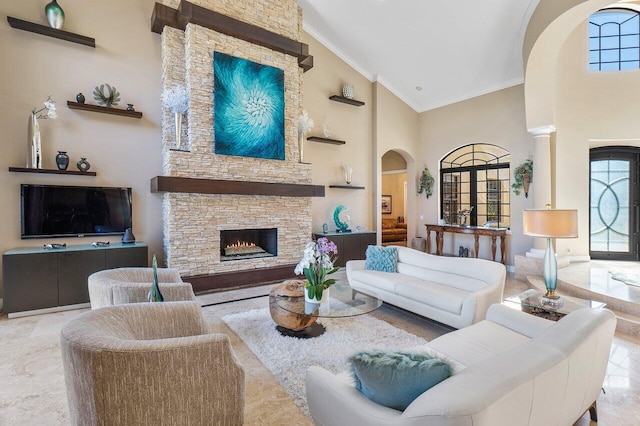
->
xmin=365 ymin=245 xmax=397 ymax=272
xmin=350 ymin=350 xmax=451 ymax=411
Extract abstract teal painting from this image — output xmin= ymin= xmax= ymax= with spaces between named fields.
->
xmin=214 ymin=51 xmax=285 ymax=160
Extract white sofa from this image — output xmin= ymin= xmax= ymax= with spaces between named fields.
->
xmin=306 ymin=303 xmax=617 ymax=426
xmin=347 ymin=246 xmax=506 ymax=328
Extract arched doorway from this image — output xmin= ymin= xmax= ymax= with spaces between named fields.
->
xmin=381 ymin=151 xmax=408 ymax=246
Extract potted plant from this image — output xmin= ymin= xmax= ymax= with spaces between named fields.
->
xmin=512 ymin=157 xmax=533 ymax=197
xmin=294 ymin=237 xmax=339 ymax=303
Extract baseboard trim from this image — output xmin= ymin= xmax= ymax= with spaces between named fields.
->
xmin=7 ymin=303 xmax=90 ymax=319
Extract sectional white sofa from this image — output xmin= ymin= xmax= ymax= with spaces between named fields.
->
xmin=306 ymin=303 xmax=617 ymax=426
xmin=347 ymin=246 xmax=506 ymax=329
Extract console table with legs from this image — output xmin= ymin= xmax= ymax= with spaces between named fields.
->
xmin=424 ymin=224 xmax=507 ymax=264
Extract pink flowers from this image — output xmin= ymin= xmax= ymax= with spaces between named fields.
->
xmin=294 ymin=237 xmax=339 ymax=298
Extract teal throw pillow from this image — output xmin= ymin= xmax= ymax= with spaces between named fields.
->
xmin=350 ymin=350 xmax=452 ymax=411
xmin=365 ymin=245 xmax=397 ymax=272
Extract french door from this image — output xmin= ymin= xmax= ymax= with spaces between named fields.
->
xmin=590 ymin=147 xmax=640 ymax=260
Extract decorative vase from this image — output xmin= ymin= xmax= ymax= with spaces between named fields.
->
xmin=122 ymin=228 xmax=136 ymax=244
xmin=76 ymin=93 xmax=85 ymax=104
xmin=147 ymin=255 xmax=164 ymax=303
xmin=126 ymin=104 xmax=135 ymax=111
xmin=76 ymin=157 xmax=90 ymax=172
xmin=174 ymin=112 xmax=183 ymax=149
xmin=305 ymin=286 xmax=328 ymax=304
xmin=343 ymin=165 xmax=353 ymax=185
xmin=45 ymin=0 xmax=65 ymax=30
xmin=27 ymin=113 xmax=42 ymax=169
xmin=523 ymin=174 xmax=532 ymax=198
xmin=342 ymin=83 xmax=355 ymax=99
xmin=56 ymin=151 xmax=69 ymax=170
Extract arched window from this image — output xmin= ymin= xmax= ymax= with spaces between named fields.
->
xmin=589 ymin=9 xmax=640 ymax=71
xmin=440 ymin=144 xmax=510 ymax=228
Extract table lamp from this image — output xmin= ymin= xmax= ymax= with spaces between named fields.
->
xmin=522 ymin=205 xmax=578 ymax=299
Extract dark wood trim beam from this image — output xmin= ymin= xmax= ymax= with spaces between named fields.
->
xmin=150 ymin=2 xmax=177 ymax=34
xmin=151 ymin=176 xmax=325 ymax=197
xmin=150 ymin=1 xmax=313 ymax=71
xmin=186 ymin=264 xmax=297 ymax=293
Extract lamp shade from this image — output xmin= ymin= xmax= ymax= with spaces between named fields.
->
xmin=523 ymin=209 xmax=578 ymax=238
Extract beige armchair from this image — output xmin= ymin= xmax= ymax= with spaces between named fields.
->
xmin=60 ymin=301 xmax=245 ymax=425
xmin=88 ymin=267 xmax=197 ymax=309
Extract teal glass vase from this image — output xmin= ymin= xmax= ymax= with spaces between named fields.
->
xmin=147 ymin=255 xmax=164 ymax=302
xmin=45 ymin=0 xmax=65 ymax=30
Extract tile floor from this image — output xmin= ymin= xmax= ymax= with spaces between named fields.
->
xmin=0 ymin=272 xmax=638 ymax=425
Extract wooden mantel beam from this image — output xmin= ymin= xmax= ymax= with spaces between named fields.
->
xmin=150 ymin=1 xmax=313 ymax=71
xmin=150 ymin=176 xmax=325 ymax=197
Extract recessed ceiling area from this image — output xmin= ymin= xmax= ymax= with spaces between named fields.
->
xmin=299 ymin=0 xmax=541 ymax=112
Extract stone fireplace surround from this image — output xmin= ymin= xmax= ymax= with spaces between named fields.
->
xmin=156 ymin=0 xmax=319 ymax=292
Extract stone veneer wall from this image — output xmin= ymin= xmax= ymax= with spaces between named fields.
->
xmin=160 ymin=0 xmax=311 ymax=276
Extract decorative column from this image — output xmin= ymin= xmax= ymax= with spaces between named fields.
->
xmin=528 ymin=125 xmax=556 ymax=249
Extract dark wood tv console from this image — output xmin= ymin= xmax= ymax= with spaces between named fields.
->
xmin=2 ymin=242 xmax=148 ymax=317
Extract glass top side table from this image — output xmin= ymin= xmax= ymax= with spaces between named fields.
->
xmin=504 ymin=289 xmax=606 ymax=321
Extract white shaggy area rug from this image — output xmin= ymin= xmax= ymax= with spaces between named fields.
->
xmin=222 ymin=308 xmax=427 ymax=417
xmin=610 ymin=269 xmax=640 ymax=287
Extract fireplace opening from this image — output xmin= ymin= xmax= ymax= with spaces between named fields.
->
xmin=220 ymin=228 xmax=277 ymax=261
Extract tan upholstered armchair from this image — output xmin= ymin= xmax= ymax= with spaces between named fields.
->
xmin=88 ymin=267 xmax=197 ymax=309
xmin=60 ymin=301 xmax=245 ymax=425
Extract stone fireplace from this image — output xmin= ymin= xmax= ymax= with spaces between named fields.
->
xmin=155 ymin=0 xmax=318 ymax=291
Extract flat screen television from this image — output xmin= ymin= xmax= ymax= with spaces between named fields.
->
xmin=21 ymin=184 xmax=133 ymax=239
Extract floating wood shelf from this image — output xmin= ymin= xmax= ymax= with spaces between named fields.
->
xmin=9 ymin=167 xmax=96 ymax=177
xmin=169 ymin=148 xmax=191 ymax=153
xmin=7 ymin=16 xmax=95 ymax=47
xmin=329 ymin=185 xmax=365 ymax=190
xmin=67 ymin=101 xmax=143 ymax=119
xmin=307 ymin=136 xmax=346 ymax=145
xmin=329 ymin=95 xmax=365 ymax=107
xmin=151 ymin=176 xmax=325 ymax=197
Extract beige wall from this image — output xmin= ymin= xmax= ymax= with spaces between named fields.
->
xmin=302 ymin=32 xmax=374 ymax=233
xmin=374 ymin=83 xmax=419 ymax=244
xmin=0 ymin=0 xmax=163 ymax=297
xmin=418 ymin=85 xmax=533 ymax=265
xmin=554 ymin=20 xmax=640 ymax=257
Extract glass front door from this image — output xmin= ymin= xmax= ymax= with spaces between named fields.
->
xmin=590 ymin=147 xmax=638 ymax=260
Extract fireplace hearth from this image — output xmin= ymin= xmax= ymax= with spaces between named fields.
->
xmin=220 ymin=228 xmax=277 ymax=261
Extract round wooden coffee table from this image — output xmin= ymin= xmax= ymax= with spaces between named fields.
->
xmin=269 ymin=280 xmax=382 ymax=338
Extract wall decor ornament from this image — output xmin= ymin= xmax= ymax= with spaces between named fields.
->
xmin=161 ymin=84 xmax=189 ymax=149
xmin=417 ymin=167 xmax=434 ymax=198
xmin=75 ymin=92 xmax=85 ymax=104
xmin=213 ymin=51 xmax=285 ymax=160
xmin=55 ymin=151 xmax=69 ymax=170
xmin=76 ymin=157 xmax=90 ymax=172
xmin=27 ymin=95 xmax=57 ymax=169
xmin=333 ymin=204 xmax=351 ymax=232
xmin=512 ymin=157 xmax=533 ymax=197
xmin=92 ymin=83 xmax=121 ymax=107
xmin=342 ymin=83 xmax=355 ymax=99
xmin=45 ymin=0 xmax=65 ymax=29
xmin=298 ymin=110 xmax=314 ymax=163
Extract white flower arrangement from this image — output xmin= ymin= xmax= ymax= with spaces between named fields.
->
xmin=298 ymin=109 xmax=314 ymax=136
xmin=161 ymin=85 xmax=189 ymax=114
xmin=33 ymin=95 xmax=57 ymax=120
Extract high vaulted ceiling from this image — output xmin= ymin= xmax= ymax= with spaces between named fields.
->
xmin=299 ymin=0 xmax=541 ymax=112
